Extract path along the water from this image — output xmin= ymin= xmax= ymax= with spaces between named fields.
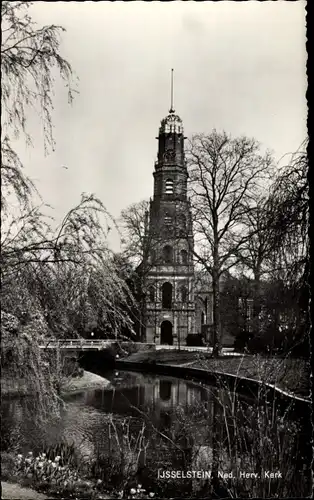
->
xmin=1 ymin=481 xmax=49 ymax=500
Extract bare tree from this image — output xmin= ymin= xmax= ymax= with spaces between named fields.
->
xmin=1 ymin=2 xmax=75 ymax=418
xmin=267 ymin=141 xmax=309 ymax=284
xmin=264 ymin=142 xmax=309 ymax=353
xmin=120 ymin=199 xmax=164 ymax=340
xmin=1 ymin=3 xmax=135 ymax=421
xmin=1 ymin=3 xmax=133 ymax=337
xmin=1 ymin=2 xmax=75 ymax=140
xmin=186 ymin=130 xmax=273 ymax=356
xmin=1 ymin=1 xmax=77 ymax=211
xmin=235 ymin=196 xmax=276 ymax=335
xmin=2 ymin=194 xmax=135 ymax=338
xmin=230 ymin=140 xmax=308 ymax=353
xmin=240 ymin=141 xmax=308 ymax=283
xmin=120 ymin=199 xmax=151 ymax=268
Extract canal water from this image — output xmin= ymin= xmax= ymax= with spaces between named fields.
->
xmin=1 ymin=370 xmax=312 ymax=498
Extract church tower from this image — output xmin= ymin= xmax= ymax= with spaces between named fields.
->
xmin=144 ymin=70 xmax=195 ymax=346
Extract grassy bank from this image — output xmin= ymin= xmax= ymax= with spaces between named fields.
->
xmin=1 ymin=371 xmax=111 ymax=398
xmin=124 ymin=349 xmax=310 ymax=398
xmin=124 ymin=348 xmax=207 ymax=365
xmin=1 ymin=481 xmax=50 ymax=500
xmin=60 ymin=371 xmax=111 ymax=394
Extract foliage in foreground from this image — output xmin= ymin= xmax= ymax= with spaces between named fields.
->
xmin=1 ymin=1 xmax=136 ymax=424
xmin=2 ymin=447 xmax=156 ymax=499
xmin=1 ymin=311 xmax=62 ymax=422
xmin=2 ymin=383 xmax=311 ymax=499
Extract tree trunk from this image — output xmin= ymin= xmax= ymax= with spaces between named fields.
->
xmin=135 ymin=271 xmax=146 ymax=342
xmin=253 ymin=266 xmax=262 ymax=337
xmin=140 ymin=272 xmax=147 ymax=342
xmin=211 ymin=386 xmax=219 ymax=484
xmin=212 ymin=239 xmax=221 ymax=357
xmin=140 ymin=296 xmax=146 ymax=342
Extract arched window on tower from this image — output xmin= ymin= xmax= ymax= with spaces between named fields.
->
xmin=180 ymin=249 xmax=188 ymax=264
xmin=180 ymin=286 xmax=188 ymax=303
xmin=162 ymin=282 xmax=172 ymax=309
xmin=163 ymin=245 xmax=173 ymax=264
xmin=148 ymin=286 xmax=155 ymax=303
xmin=165 ymin=179 xmax=174 ymax=195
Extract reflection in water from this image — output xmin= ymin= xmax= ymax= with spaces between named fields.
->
xmin=69 ymin=373 xmax=213 ymax=426
xmin=159 ymin=410 xmax=172 ymax=430
xmin=1 ymin=370 xmax=312 ymax=498
xmin=160 ymin=380 xmax=172 ymax=401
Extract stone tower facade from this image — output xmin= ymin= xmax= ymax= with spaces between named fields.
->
xmin=144 ymin=107 xmax=195 ymax=345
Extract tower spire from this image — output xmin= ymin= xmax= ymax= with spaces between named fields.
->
xmin=169 ymin=68 xmax=175 ymax=113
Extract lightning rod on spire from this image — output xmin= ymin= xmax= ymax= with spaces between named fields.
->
xmin=170 ymin=68 xmax=174 ymax=113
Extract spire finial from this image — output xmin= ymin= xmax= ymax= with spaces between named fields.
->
xmin=169 ymin=68 xmax=175 ymax=113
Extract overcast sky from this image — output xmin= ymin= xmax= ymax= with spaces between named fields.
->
xmin=16 ymin=1 xmax=307 ymax=251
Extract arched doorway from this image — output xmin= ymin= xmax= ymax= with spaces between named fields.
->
xmin=160 ymin=320 xmax=173 ymax=345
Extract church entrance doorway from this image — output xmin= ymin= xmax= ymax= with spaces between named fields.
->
xmin=160 ymin=321 xmax=173 ymax=345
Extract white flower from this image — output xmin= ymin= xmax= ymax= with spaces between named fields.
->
xmin=48 ymin=460 xmax=52 ymax=464
xmin=130 ymin=488 xmax=136 ymax=495
xmin=149 ymin=493 xmax=155 ymax=498
xmin=28 ymin=451 xmax=33 ymax=456
xmin=41 ymin=453 xmax=46 ymax=458
xmin=137 ymin=484 xmax=142 ymax=489
xmin=37 ymin=462 xmax=44 ymax=468
xmin=54 ymin=456 xmax=61 ymax=462
xmin=51 ymin=463 xmax=57 ymax=468
xmin=17 ymin=454 xmax=23 ymax=459
xmin=25 ymin=458 xmax=32 ymax=464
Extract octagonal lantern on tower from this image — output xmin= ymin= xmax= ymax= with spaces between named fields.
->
xmin=159 ymin=110 xmax=184 ymax=135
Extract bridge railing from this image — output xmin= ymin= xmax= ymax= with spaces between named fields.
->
xmin=38 ymin=340 xmax=157 ymax=349
xmin=38 ymin=340 xmax=236 ymax=353
xmin=38 ymin=339 xmax=111 ymax=349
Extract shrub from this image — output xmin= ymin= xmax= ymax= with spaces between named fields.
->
xmin=233 ymin=330 xmax=253 ymax=351
xmin=186 ymin=334 xmax=204 ymax=347
xmin=10 ymin=450 xmax=100 ymax=499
